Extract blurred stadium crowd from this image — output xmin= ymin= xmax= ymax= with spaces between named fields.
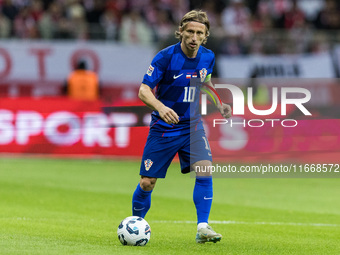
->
xmin=0 ymin=0 xmax=339 ymax=55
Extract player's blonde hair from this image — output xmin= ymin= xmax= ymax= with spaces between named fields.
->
xmin=175 ymin=10 xmax=210 ymax=44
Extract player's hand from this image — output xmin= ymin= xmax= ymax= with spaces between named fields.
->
xmin=218 ymin=103 xmax=232 ymax=119
xmin=158 ymin=105 xmax=179 ymax=124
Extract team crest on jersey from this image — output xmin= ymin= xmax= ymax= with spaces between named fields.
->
xmin=147 ymin=65 xmax=154 ymax=76
xmin=144 ymin=159 xmax=153 ymax=171
xmin=200 ymin=68 xmax=207 ymax=82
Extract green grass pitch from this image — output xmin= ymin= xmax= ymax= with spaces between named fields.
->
xmin=0 ymin=157 xmax=339 ymax=255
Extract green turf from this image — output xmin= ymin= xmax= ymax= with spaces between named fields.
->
xmin=0 ymin=157 xmax=339 ymax=254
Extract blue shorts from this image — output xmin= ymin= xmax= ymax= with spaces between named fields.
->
xmin=140 ymin=129 xmax=212 ymax=178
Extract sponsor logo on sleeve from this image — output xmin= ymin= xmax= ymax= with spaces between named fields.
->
xmin=147 ymin=65 xmax=154 ymax=76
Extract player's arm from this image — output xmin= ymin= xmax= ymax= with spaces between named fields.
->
xmin=203 ymin=79 xmax=232 ymax=119
xmin=138 ymin=83 xmax=179 ymax=124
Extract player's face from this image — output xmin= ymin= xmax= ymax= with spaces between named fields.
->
xmin=180 ymin=21 xmax=207 ymax=57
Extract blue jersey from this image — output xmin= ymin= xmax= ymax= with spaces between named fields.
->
xmin=142 ymin=42 xmax=215 ymax=137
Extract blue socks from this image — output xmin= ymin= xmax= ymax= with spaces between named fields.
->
xmin=193 ymin=177 xmax=213 ymax=224
xmin=132 ymin=177 xmax=213 ymax=223
xmin=132 ymin=183 xmax=152 ymax=218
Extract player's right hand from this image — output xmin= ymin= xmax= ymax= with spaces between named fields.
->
xmin=158 ymin=106 xmax=179 ymax=124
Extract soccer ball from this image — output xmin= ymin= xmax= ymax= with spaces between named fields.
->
xmin=117 ymin=216 xmax=151 ymax=246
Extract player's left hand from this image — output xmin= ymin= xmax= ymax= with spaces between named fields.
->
xmin=218 ymin=103 xmax=232 ymax=119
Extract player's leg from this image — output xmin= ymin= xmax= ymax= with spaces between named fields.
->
xmin=132 ymin=176 xmax=157 ymax=218
xmin=193 ymin=160 xmax=221 ymax=243
xmin=193 ymin=159 xmax=213 ymax=228
xmin=179 ymin=129 xmax=221 ymax=243
xmin=132 ymin=135 xmax=179 ymax=219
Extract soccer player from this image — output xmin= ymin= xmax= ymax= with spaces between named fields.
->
xmin=132 ymin=10 xmax=232 ymax=243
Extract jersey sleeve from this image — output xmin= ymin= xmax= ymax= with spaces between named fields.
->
xmin=208 ymin=53 xmax=215 ymax=75
xmin=205 ymin=53 xmax=215 ymax=82
xmin=142 ymin=51 xmax=169 ymax=89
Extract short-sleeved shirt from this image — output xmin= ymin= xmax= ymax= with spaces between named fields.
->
xmin=142 ymin=42 xmax=215 ymax=137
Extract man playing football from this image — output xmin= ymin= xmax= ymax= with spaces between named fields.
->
xmin=132 ymin=9 xmax=231 ymax=243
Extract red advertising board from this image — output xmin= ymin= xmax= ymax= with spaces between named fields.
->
xmin=0 ymin=97 xmax=339 ymax=163
xmin=203 ymin=113 xmax=340 ymax=163
xmin=0 ymin=98 xmax=149 ymax=157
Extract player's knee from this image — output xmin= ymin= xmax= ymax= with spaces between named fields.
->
xmin=140 ymin=176 xmax=157 ymax=191
xmin=192 ymin=160 xmax=213 ymax=177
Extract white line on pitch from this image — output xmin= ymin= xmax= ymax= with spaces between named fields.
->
xmin=151 ymin=220 xmax=340 ymax=227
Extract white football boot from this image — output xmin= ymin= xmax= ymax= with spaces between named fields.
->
xmin=195 ymin=225 xmax=222 ymax=243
